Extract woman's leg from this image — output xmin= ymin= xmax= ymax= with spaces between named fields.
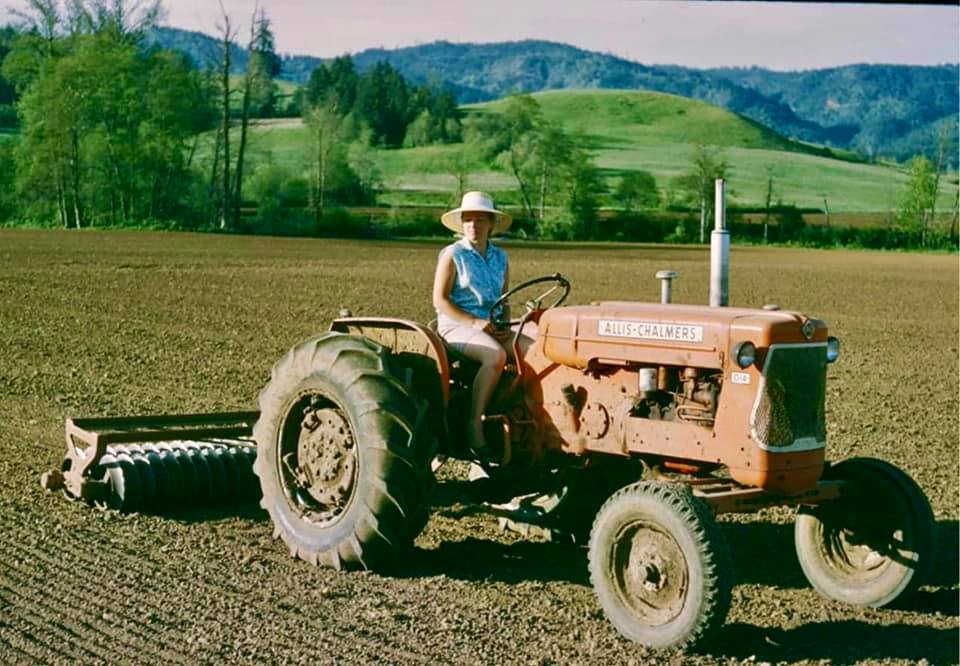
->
xmin=460 ymin=331 xmax=507 ymax=452
xmin=440 ymin=325 xmax=507 ymax=453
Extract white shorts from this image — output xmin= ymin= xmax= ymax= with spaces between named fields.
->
xmin=437 ymin=322 xmax=493 ymax=353
xmin=438 ymin=322 xmax=539 ymax=354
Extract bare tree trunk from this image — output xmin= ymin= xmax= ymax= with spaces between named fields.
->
xmin=218 ymin=9 xmax=234 ymax=230
xmin=233 ymin=6 xmax=259 ymax=229
xmin=233 ymin=80 xmax=251 ymax=228
xmin=457 ymin=171 xmax=466 ymax=202
xmin=699 ymin=192 xmax=706 ymax=243
xmin=208 ymin=125 xmax=222 ymax=215
xmin=763 ymin=173 xmax=773 ymax=244
xmin=930 ymin=122 xmax=950 ymax=246
xmin=56 ymin=169 xmax=68 ymax=229
xmin=319 ymin=132 xmax=326 ymax=218
xmin=538 ymin=160 xmax=547 ymax=223
xmin=508 ymin=151 xmax=534 ymax=222
xmin=185 ymin=134 xmax=200 ymax=170
xmin=70 ymin=128 xmax=83 ymax=228
xmin=950 ymin=190 xmax=959 ymax=245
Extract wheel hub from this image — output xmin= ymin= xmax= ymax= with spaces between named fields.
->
xmin=817 ymin=501 xmax=896 ymax=582
xmin=293 ymin=406 xmax=356 ymax=523
xmin=614 ymin=523 xmax=688 ymax=626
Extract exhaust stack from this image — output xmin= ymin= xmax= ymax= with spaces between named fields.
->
xmin=710 ymin=178 xmax=729 ymax=307
xmin=656 ymin=270 xmax=678 ymax=304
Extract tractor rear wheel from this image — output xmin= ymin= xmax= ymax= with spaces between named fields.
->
xmin=794 ymin=457 xmax=934 ymax=607
xmin=588 ymin=481 xmax=732 ymax=651
xmin=253 ymin=333 xmax=432 ymax=571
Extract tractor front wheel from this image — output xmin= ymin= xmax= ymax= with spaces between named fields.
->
xmin=253 ymin=333 xmax=432 ymax=571
xmin=588 ymin=481 xmax=732 ymax=651
xmin=794 ymin=457 xmax=934 ymax=607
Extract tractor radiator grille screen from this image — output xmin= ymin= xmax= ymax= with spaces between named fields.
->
xmin=751 ymin=344 xmax=827 ymax=449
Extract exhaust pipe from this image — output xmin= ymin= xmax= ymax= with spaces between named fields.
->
xmin=656 ymin=270 xmax=678 ymax=304
xmin=710 ymin=178 xmax=729 ymax=307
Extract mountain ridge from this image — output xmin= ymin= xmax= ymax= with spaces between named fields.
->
xmin=149 ymin=26 xmax=958 ymax=165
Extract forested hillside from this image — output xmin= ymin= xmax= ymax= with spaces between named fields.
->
xmin=0 ymin=11 xmax=955 ymax=250
xmin=149 ymin=27 xmax=959 ymax=165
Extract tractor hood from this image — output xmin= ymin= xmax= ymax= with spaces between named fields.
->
xmin=537 ymin=302 xmax=827 ymax=370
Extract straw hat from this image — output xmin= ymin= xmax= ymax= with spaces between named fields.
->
xmin=441 ymin=191 xmax=512 ymax=234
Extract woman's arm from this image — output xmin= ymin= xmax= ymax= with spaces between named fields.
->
xmin=432 ymin=247 xmax=489 ymax=329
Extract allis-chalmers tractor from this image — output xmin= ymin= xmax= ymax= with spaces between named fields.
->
xmin=43 ymin=219 xmax=934 ymax=650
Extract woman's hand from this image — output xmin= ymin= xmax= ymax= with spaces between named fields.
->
xmin=471 ymin=318 xmax=491 ymax=332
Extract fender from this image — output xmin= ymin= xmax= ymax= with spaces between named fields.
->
xmin=329 ymin=317 xmax=451 ymax=406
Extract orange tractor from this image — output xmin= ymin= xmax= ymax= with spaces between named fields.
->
xmin=43 ymin=225 xmax=934 ymax=650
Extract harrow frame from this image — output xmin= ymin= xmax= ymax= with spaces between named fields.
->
xmin=41 ymin=411 xmax=260 ymax=501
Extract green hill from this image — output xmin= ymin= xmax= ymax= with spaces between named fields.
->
xmin=239 ymin=89 xmax=956 ymax=213
xmin=150 ymin=28 xmax=958 ymax=165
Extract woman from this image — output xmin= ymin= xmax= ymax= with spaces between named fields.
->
xmin=432 ymin=191 xmax=512 ymax=459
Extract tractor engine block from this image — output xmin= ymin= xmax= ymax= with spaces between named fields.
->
xmin=633 ymin=366 xmax=721 ymax=427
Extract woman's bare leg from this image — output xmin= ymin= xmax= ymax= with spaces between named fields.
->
xmin=459 ymin=331 xmax=507 ymax=453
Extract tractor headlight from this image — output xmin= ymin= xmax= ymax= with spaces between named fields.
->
xmin=732 ymin=341 xmax=756 ymax=369
xmin=826 ymin=336 xmax=840 ymax=363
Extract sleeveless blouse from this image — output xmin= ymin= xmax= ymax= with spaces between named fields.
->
xmin=437 ymin=238 xmax=508 ymax=329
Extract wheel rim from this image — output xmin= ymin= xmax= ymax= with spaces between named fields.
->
xmin=814 ymin=500 xmax=901 ymax=584
xmin=610 ymin=520 xmax=688 ymax=626
xmin=277 ymin=392 xmax=358 ymax=527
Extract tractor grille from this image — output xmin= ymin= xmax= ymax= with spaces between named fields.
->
xmin=751 ymin=343 xmax=827 ymax=450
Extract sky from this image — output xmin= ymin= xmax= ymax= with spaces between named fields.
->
xmin=3 ymin=1 xmax=958 ymax=70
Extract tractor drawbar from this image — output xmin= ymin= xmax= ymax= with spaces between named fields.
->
xmin=41 ymin=412 xmax=261 ymax=512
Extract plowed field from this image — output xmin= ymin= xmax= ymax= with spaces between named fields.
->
xmin=0 ymin=229 xmax=956 ymax=665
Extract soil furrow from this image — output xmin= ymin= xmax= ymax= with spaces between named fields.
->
xmin=0 ymin=521 xmax=432 ymax=663
xmin=1 ymin=231 xmax=956 ymax=665
xmin=0 ymin=584 xmax=112 ymax=664
xmin=0 ymin=554 xmax=189 ymax=665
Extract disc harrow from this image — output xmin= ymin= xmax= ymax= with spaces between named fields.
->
xmin=41 ymin=411 xmax=261 ymax=512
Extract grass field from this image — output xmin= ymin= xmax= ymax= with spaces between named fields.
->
xmin=238 ymin=89 xmax=959 ymax=214
xmin=0 ymin=229 xmax=956 ymax=664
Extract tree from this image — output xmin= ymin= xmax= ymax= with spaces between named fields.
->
xmin=0 ymin=139 xmax=15 ymax=221
xmin=0 ymin=27 xmax=22 ymax=127
xmin=763 ymin=166 xmax=777 ymax=243
xmin=493 ymin=94 xmax=543 ymax=221
xmin=674 ymin=144 xmax=730 ymax=242
xmin=233 ymin=6 xmax=279 ymax=228
xmin=533 ymin=120 xmax=572 ymax=222
xmin=929 ymin=120 xmax=954 ymax=240
xmin=15 ymin=46 xmax=84 ymax=227
xmin=355 ymin=60 xmax=410 ymax=147
xmin=215 ymin=6 xmax=236 ymax=229
xmin=347 ymin=139 xmax=382 ymax=201
xmin=245 ymin=7 xmax=280 ymax=117
xmin=403 ymin=109 xmax=439 ymax=148
xmin=305 ymin=99 xmax=343 ymax=225
xmin=614 ymin=170 xmax=660 ymax=213
xmin=560 ymin=146 xmax=604 ymax=238
xmin=425 ymin=145 xmax=473 ymax=203
xmin=897 ymin=156 xmax=938 ymax=247
xmin=10 ymin=4 xmax=212 ymax=228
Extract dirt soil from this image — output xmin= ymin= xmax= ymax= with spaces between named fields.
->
xmin=0 ymin=230 xmax=956 ymax=665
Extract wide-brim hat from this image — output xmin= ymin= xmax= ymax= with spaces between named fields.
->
xmin=441 ymin=191 xmax=512 ymax=234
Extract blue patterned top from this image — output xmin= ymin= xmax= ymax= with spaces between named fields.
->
xmin=437 ymin=238 xmax=508 ymax=328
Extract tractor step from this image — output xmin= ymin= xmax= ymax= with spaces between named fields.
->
xmin=42 ymin=411 xmax=261 ymax=512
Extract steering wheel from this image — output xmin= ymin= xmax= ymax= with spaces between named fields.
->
xmin=489 ymin=273 xmax=571 ymax=328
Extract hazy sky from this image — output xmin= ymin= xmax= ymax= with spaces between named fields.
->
xmin=3 ymin=1 xmax=959 ymax=70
